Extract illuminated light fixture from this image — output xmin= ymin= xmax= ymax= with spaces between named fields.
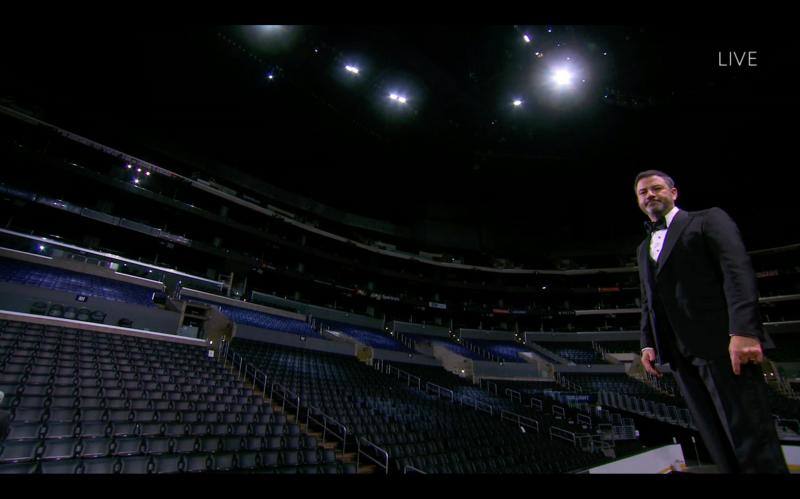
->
xmin=513 ymin=99 xmax=523 ymax=107
xmin=535 ymin=51 xmax=544 ymax=58
xmin=541 ymin=286 xmax=548 ymax=290
xmin=523 ymin=34 xmax=531 ymax=43
xmin=267 ymin=74 xmax=274 ymax=80
xmin=136 ymin=168 xmax=142 ymax=173
xmin=551 ymin=68 xmax=574 ymax=87
xmin=603 ymin=52 xmax=608 ymax=56
xmin=133 ymin=178 xmax=140 ymax=185
xmin=344 ymin=65 xmax=360 ymax=74
xmin=145 ymin=171 xmax=151 ymax=176
xmin=389 ymin=93 xmax=408 ymax=104
xmin=547 ymin=27 xmax=552 ymax=33
xmin=126 ymin=164 xmax=132 ymax=169
xmin=38 ymin=245 xmax=45 ymax=251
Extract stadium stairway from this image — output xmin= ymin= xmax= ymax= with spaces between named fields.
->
xmin=214 ymin=345 xmax=376 ymax=474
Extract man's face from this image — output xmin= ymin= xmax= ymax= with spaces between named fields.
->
xmin=636 ymin=175 xmax=678 ymax=220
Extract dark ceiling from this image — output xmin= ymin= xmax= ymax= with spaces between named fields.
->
xmin=1 ymin=24 xmax=797 ymax=256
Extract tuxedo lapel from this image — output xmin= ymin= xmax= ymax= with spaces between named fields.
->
xmin=638 ymin=238 xmax=653 ymax=296
xmin=656 ymin=210 xmax=690 ymax=276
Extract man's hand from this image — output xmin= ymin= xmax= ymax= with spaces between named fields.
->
xmin=641 ymin=348 xmax=662 ymax=378
xmin=729 ymin=335 xmax=764 ymax=375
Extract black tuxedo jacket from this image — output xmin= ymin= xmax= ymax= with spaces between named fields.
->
xmin=638 ymin=207 xmax=766 ymax=363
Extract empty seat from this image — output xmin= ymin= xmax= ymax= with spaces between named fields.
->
xmin=77 ymin=438 xmax=112 ymax=459
xmin=183 ymin=453 xmax=211 ymax=473
xmin=144 ymin=437 xmax=172 ymax=455
xmin=76 ymin=457 xmax=118 ymax=474
xmin=112 ymin=437 xmax=143 ymax=457
xmin=154 ymin=454 xmax=182 ymax=474
xmin=0 ymin=440 xmax=44 ymax=463
xmin=236 ymin=451 xmax=259 ymax=470
xmin=213 ymin=453 xmax=236 ymax=471
xmin=118 ymin=455 xmax=153 ymax=474
xmin=260 ymin=450 xmax=280 ymax=468
xmin=173 ymin=437 xmax=198 ymax=454
xmin=7 ymin=422 xmax=44 ymax=440
xmin=42 ymin=438 xmax=80 ymax=461
xmin=40 ymin=459 xmax=80 ymax=474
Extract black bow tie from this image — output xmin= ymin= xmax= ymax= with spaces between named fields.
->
xmin=644 ymin=218 xmax=667 ymax=234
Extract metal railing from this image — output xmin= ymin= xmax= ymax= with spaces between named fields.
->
xmin=528 ymin=397 xmax=543 ymax=411
xmin=577 ymin=413 xmax=592 ymax=428
xmin=382 ymin=363 xmax=422 ymax=390
xmin=425 ymin=382 xmax=454 ymax=402
xmin=504 ymin=388 xmax=522 ymax=404
xmin=403 ymin=465 xmax=428 ymax=474
xmin=356 ymin=436 xmax=389 ymax=475
xmin=458 ymin=395 xmax=494 ymax=416
xmin=552 ymin=404 xmax=566 ymax=419
xmin=550 ymin=426 xmax=577 ymax=445
xmin=305 ymin=405 xmax=349 ymax=454
xmin=500 ymin=410 xmax=539 ymax=433
xmin=216 ymin=338 xmax=349 ymax=456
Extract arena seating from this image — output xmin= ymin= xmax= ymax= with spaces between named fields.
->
xmin=534 ymin=342 xmax=608 ymax=365
xmin=322 ymin=321 xmax=411 ymax=352
xmin=0 ymin=319 xmax=351 ymax=474
xmin=462 ymin=339 xmax=532 ymax=363
xmin=230 ymin=338 xmax=612 ymax=473
xmin=766 ymin=335 xmax=800 ymax=362
xmin=188 ymin=298 xmax=321 ymax=339
xmin=0 ymin=257 xmax=156 ymax=308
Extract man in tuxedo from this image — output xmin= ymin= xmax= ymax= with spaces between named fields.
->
xmin=635 ymin=170 xmax=787 ymax=473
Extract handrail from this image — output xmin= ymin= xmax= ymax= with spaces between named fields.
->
xmin=552 ymin=404 xmax=566 ymax=419
xmin=307 ymin=405 xmax=349 ymax=454
xmin=216 ymin=338 xmax=347 ymax=454
xmin=577 ymin=413 xmax=592 ymax=428
xmin=425 ymin=382 xmax=454 ymax=402
xmin=504 ymin=388 xmax=522 ymax=403
xmin=356 ymin=436 xmax=389 ymax=475
xmin=403 ymin=465 xmax=428 ymax=474
xmin=529 ymin=397 xmax=543 ymax=411
xmin=549 ymin=426 xmax=577 ymax=445
xmin=386 ymin=365 xmax=422 ymax=390
xmin=500 ymin=410 xmax=539 ymax=433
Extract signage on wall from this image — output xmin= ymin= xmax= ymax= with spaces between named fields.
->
xmin=75 ymin=295 xmax=89 ymax=303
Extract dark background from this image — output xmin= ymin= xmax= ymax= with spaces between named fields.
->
xmin=2 ymin=23 xmax=796 ymax=260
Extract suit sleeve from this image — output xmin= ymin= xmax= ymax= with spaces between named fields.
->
xmin=703 ymin=207 xmax=764 ymax=340
xmin=638 ymin=246 xmax=656 ymax=351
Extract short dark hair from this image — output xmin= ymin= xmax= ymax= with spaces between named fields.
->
xmin=634 ymin=170 xmax=675 ymax=190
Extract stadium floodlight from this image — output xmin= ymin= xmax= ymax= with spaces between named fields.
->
xmin=523 ymin=34 xmax=531 ymax=43
xmin=551 ymin=68 xmax=574 ymax=87
xmin=513 ymin=99 xmax=523 ymax=107
xmin=344 ymin=65 xmax=360 ymax=74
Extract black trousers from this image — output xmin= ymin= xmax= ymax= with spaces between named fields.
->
xmin=667 ymin=348 xmax=788 ymax=473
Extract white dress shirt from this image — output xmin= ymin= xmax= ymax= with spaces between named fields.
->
xmin=649 ymin=206 xmax=680 ymax=262
xmin=642 ymin=206 xmax=679 ymax=354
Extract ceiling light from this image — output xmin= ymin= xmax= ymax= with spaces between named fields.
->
xmin=523 ymin=34 xmax=531 ymax=43
xmin=513 ymin=99 xmax=523 ymax=107
xmin=551 ymin=68 xmax=574 ymax=87
xmin=345 ymin=65 xmax=360 ymax=74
